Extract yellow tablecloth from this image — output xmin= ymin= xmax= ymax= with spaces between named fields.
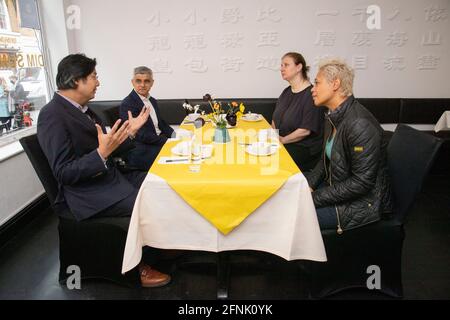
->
xmin=149 ymin=117 xmax=300 ymax=234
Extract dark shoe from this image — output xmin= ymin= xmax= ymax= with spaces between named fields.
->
xmin=139 ymin=264 xmax=171 ymax=288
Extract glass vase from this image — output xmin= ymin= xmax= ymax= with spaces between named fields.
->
xmin=213 ymin=127 xmax=230 ymax=143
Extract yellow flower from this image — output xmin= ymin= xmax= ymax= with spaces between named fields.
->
xmin=239 ymin=103 xmax=245 ymax=113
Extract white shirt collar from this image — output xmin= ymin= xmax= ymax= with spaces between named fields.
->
xmin=134 ymin=89 xmax=151 ymax=102
xmin=57 ymin=92 xmax=88 ymax=113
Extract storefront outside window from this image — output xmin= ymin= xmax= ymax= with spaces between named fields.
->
xmin=0 ymin=0 xmax=49 ymax=147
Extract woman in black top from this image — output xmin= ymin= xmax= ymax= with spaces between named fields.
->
xmin=272 ymin=52 xmax=324 ymax=172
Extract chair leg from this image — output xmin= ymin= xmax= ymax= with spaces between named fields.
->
xmin=217 ymin=251 xmax=230 ymax=299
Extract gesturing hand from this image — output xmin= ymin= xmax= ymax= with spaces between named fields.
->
xmin=96 ymin=119 xmax=130 ymax=159
xmin=128 ymin=106 xmax=151 ymax=137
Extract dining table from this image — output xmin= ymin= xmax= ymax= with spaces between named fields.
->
xmin=121 ymin=114 xmax=327 ymax=298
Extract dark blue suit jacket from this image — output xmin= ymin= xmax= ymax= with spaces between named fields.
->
xmin=37 ymin=93 xmax=135 ymax=221
xmin=119 ymin=90 xmax=174 ymax=146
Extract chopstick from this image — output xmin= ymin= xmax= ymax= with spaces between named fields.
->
xmin=238 ymin=143 xmax=279 ymax=147
xmin=165 ymin=158 xmax=190 ymax=162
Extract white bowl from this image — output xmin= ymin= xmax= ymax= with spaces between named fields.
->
xmin=187 ymin=113 xmax=201 ymax=121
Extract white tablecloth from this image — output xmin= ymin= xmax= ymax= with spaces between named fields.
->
xmin=122 ymin=172 xmax=327 ymax=273
xmin=435 ymin=111 xmax=450 ymax=132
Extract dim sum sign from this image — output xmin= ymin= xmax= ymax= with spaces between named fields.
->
xmin=0 ymin=52 xmax=44 ymax=68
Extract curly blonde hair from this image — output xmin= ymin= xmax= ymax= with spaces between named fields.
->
xmin=318 ymin=59 xmax=354 ymax=97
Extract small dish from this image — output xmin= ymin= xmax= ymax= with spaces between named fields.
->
xmin=245 ymin=142 xmax=278 ymax=156
xmin=241 ymin=113 xmax=263 ymax=122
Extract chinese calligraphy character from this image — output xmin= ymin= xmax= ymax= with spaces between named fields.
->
xmin=147 ymin=11 xmax=169 ymax=26
xmin=421 ymin=31 xmax=441 ymax=46
xmin=147 ymin=35 xmax=171 ymax=51
xmin=256 ymin=57 xmax=279 ymax=71
xmin=220 ymin=32 xmax=244 ymax=48
xmin=221 ymin=7 xmax=243 ymax=24
xmin=352 ymin=31 xmax=373 ymax=46
xmin=417 ymin=55 xmax=440 ymax=70
xmin=386 ymin=32 xmax=408 ymax=47
xmin=256 ymin=31 xmax=280 ymax=47
xmin=383 ymin=56 xmax=406 ymax=71
xmin=352 ymin=7 xmax=366 ymax=22
xmin=352 ymin=55 xmax=368 ymax=70
xmin=185 ymin=58 xmax=208 ymax=73
xmin=387 ymin=7 xmax=400 ymax=20
xmin=256 ymin=6 xmax=282 ymax=22
xmin=147 ymin=12 xmax=161 ymax=26
xmin=315 ymin=31 xmax=336 ymax=46
xmin=220 ymin=57 xmax=244 ymax=72
xmin=151 ymin=58 xmax=172 ymax=74
xmin=425 ymin=5 xmax=448 ymax=22
xmin=184 ymin=10 xmax=198 ymax=25
xmin=184 ymin=34 xmax=207 ymax=50
xmin=315 ymin=10 xmax=339 ymax=16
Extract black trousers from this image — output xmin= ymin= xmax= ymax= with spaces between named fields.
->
xmin=284 ymin=143 xmax=321 ymax=173
xmin=127 ymin=144 xmax=162 ymax=172
xmin=95 ymin=171 xmax=146 ymax=218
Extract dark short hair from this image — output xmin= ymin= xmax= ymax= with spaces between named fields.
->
xmin=56 ymin=53 xmax=97 ymax=90
xmin=282 ymin=52 xmax=310 ymax=80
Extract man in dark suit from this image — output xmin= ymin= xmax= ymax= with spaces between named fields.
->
xmin=120 ymin=66 xmax=174 ymax=171
xmin=37 ymin=54 xmax=170 ymax=287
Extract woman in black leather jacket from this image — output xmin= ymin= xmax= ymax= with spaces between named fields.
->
xmin=306 ymin=59 xmax=392 ymax=233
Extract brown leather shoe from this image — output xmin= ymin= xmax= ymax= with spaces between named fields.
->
xmin=139 ymin=264 xmax=171 ymax=288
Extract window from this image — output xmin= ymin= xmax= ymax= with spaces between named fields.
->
xmin=0 ymin=0 xmax=11 ymax=31
xmin=0 ymin=0 xmax=49 ymax=147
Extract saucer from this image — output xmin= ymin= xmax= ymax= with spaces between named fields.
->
xmin=241 ymin=114 xmax=263 ymax=122
xmin=171 ymin=142 xmax=214 ymax=158
xmin=245 ymin=142 xmax=278 ymax=156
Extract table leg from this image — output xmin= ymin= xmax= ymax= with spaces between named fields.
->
xmin=217 ymin=251 xmax=230 ymax=299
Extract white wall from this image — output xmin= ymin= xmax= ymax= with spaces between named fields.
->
xmin=0 ymin=149 xmax=44 ymax=226
xmin=63 ymin=0 xmax=449 ymax=100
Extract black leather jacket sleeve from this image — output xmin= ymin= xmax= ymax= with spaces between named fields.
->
xmin=304 ymin=155 xmax=325 ymax=190
xmin=312 ymin=118 xmax=381 ymax=207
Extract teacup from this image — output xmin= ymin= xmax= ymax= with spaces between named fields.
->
xmin=178 ymin=141 xmax=191 ymax=155
xmin=246 ymin=113 xmax=259 ymax=121
xmin=255 ymin=142 xmax=271 ymax=154
xmin=258 ymin=130 xmax=268 ymax=143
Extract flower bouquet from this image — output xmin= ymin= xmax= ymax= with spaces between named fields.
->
xmin=202 ymin=93 xmax=228 ymax=128
xmin=203 ymin=93 xmax=231 ymax=143
xmin=225 ymin=101 xmax=245 ymax=127
xmin=202 ymin=94 xmax=245 ymax=128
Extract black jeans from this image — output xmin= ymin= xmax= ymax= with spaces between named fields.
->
xmin=314 ymin=182 xmax=338 ymax=230
xmin=284 ymin=143 xmax=321 ymax=173
xmin=316 ymin=206 xmax=338 ymax=230
xmin=95 ymin=171 xmax=146 ymax=218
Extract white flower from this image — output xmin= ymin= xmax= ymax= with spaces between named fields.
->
xmin=182 ymin=102 xmax=194 ymax=111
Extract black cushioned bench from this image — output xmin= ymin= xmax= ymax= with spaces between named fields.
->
xmin=88 ymin=98 xmax=450 ymax=173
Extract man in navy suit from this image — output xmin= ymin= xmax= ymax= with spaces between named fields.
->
xmin=37 ymin=54 xmax=170 ymax=287
xmin=120 ymin=66 xmax=174 ymax=171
